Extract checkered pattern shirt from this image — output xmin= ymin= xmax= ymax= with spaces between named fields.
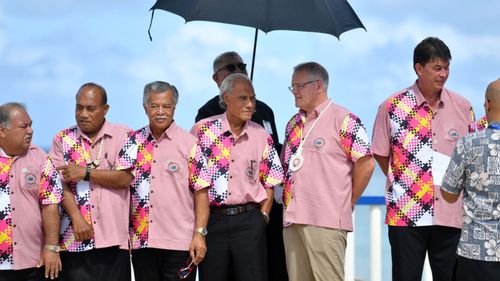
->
xmin=116 ymin=125 xmax=211 ymax=249
xmin=192 ymin=115 xmax=284 ymax=206
xmin=0 ymin=147 xmax=62 ymax=270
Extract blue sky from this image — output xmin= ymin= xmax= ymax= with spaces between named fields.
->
xmin=1 ymin=0 xmax=499 ymax=172
xmin=1 ymin=1 xmax=498 ymax=279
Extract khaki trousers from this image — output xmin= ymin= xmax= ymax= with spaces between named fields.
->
xmin=283 ymin=224 xmax=347 ymax=281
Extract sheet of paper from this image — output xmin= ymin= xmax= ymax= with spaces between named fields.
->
xmin=432 ymin=151 xmax=451 ymax=186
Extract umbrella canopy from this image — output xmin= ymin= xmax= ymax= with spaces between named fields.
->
xmin=149 ymin=0 xmax=365 ymax=78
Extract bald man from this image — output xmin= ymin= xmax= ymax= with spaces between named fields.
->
xmin=441 ymin=79 xmax=500 ymax=281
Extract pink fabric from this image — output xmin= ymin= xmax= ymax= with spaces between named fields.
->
xmin=49 ymin=121 xmax=132 ymax=251
xmin=191 ymin=113 xmax=284 ymax=206
xmin=0 ymin=145 xmax=62 ymax=270
xmin=116 ymin=123 xmax=211 ymax=250
xmin=372 ymin=82 xmax=475 ymax=228
xmin=281 ymin=99 xmax=372 ymax=231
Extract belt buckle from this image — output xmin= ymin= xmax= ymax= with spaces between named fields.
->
xmin=227 ymin=208 xmax=238 ymax=215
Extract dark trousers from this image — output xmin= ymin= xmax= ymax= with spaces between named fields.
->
xmin=199 ymin=208 xmax=268 ymax=281
xmin=59 ymin=246 xmax=131 ymax=281
xmin=0 ymin=267 xmax=43 ymax=281
xmin=132 ymin=248 xmax=194 ymax=281
xmin=389 ymin=225 xmax=460 ymax=281
xmin=267 ymin=201 xmax=288 ymax=281
xmin=456 ymin=256 xmax=500 ymax=281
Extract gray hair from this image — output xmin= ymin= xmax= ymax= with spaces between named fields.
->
xmin=213 ymin=51 xmax=242 ymax=73
xmin=218 ymin=73 xmax=252 ymax=110
xmin=143 ymin=81 xmax=179 ymax=106
xmin=293 ymin=62 xmax=329 ymax=92
xmin=0 ymin=102 xmax=27 ymax=128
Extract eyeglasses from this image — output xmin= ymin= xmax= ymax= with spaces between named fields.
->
xmin=178 ymin=258 xmax=196 ymax=280
xmin=288 ymin=80 xmax=318 ymax=92
xmin=215 ymin=63 xmax=247 ymax=74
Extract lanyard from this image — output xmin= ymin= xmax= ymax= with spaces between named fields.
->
xmin=488 ymin=123 xmax=500 ymax=130
xmin=296 ymin=102 xmax=332 ymax=156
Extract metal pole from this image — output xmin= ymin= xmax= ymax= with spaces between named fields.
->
xmin=250 ymin=28 xmax=258 ymax=81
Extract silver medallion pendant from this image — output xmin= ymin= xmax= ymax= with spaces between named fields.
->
xmin=289 ymin=154 xmax=304 ymax=172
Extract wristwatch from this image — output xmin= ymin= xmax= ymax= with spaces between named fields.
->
xmin=44 ymin=244 xmax=61 ymax=253
xmin=195 ymin=227 xmax=208 ymax=237
xmin=83 ymin=167 xmax=91 ymax=181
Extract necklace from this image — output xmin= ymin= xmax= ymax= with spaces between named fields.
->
xmin=289 ymin=102 xmax=332 ymax=172
xmin=80 ymin=137 xmax=104 ymax=169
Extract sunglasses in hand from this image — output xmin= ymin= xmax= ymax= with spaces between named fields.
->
xmin=178 ymin=258 xmax=196 ymax=280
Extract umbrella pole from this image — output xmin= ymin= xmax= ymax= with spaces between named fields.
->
xmin=250 ymin=28 xmax=258 ymax=81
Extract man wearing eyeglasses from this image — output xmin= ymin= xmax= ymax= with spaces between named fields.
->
xmin=195 ymin=51 xmax=288 ymax=281
xmin=48 ymin=83 xmax=134 ymax=281
xmin=116 ymin=81 xmax=211 ymax=281
xmin=281 ymin=62 xmax=375 ymax=281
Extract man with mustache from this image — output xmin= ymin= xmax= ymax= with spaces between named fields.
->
xmin=116 ymin=81 xmax=211 ymax=281
xmin=0 ymin=102 xmax=62 ymax=280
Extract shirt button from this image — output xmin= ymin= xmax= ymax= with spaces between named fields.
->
xmin=151 ymin=190 xmax=154 ymax=194
xmin=433 ymin=140 xmax=438 ymax=145
xmin=14 ymin=242 xmax=17 ymax=245
xmin=91 ymin=205 xmax=95 ymax=209
xmin=231 ymin=160 xmax=234 ymax=162
xmin=153 ymin=160 xmax=156 ymax=163
xmin=228 ymin=192 xmax=232 ymax=195
xmin=12 ymin=207 xmax=15 ymax=211
xmin=230 ymin=176 xmax=233 ymax=179
xmin=10 ymin=175 xmax=13 ymax=178
xmin=435 ymin=197 xmax=439 ymax=201
xmin=13 ymin=224 xmax=16 ymax=228
xmin=150 ymin=220 xmax=153 ymax=223
xmin=91 ymin=188 xmax=94 ymax=192
xmin=152 ymin=176 xmax=155 ymax=179
xmin=150 ymin=205 xmax=153 ymax=208
xmin=10 ymin=191 xmax=14 ymax=195
xmin=93 ymin=221 xmax=97 ymax=224
xmin=155 ymin=145 xmax=158 ymax=148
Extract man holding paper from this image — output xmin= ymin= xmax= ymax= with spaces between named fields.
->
xmin=371 ymin=37 xmax=476 ymax=281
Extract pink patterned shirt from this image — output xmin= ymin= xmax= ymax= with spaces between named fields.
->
xmin=116 ymin=123 xmax=211 ymax=250
xmin=281 ymin=99 xmax=372 ymax=231
xmin=372 ymin=82 xmax=475 ymax=228
xmin=49 ymin=121 xmax=132 ymax=252
xmin=476 ymin=115 xmax=488 ymax=131
xmin=0 ymin=145 xmax=62 ymax=270
xmin=191 ymin=113 xmax=284 ymax=206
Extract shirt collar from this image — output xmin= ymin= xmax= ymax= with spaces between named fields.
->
xmin=299 ymin=98 xmax=332 ymax=119
xmin=77 ymin=120 xmax=111 ymax=143
xmin=221 ymin=112 xmax=249 ymax=138
xmin=0 ymin=144 xmax=36 ymax=160
xmin=412 ymin=81 xmax=447 ymax=108
xmin=147 ymin=121 xmax=178 ymax=141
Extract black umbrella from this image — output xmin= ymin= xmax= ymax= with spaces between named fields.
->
xmin=149 ymin=0 xmax=365 ymax=80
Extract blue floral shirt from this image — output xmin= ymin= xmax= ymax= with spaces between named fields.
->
xmin=442 ymin=123 xmax=500 ymax=262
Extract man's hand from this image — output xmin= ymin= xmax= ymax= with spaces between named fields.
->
xmin=189 ymin=233 xmax=207 ymax=265
xmin=57 ymin=163 xmax=86 ymax=183
xmin=71 ymin=214 xmax=94 ymax=241
xmin=38 ymin=249 xmax=62 ymax=280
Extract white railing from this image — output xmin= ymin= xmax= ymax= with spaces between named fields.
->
xmin=346 ymin=196 xmax=432 ymax=281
